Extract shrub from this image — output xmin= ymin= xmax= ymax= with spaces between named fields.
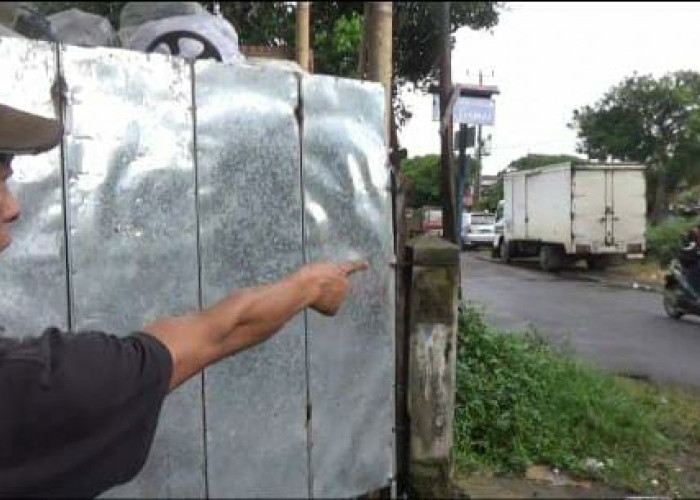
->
xmin=646 ymin=217 xmax=695 ymax=266
xmin=455 ymin=304 xmax=671 ymax=485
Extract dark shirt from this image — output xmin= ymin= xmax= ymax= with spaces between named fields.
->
xmin=0 ymin=327 xmax=172 ymax=498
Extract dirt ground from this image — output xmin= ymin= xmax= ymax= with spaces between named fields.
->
xmin=452 ymin=472 xmax=634 ymax=499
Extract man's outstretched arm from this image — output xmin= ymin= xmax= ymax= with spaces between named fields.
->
xmin=143 ymin=260 xmax=369 ymax=391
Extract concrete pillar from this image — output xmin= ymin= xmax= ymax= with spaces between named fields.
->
xmin=406 ymin=234 xmax=459 ymax=498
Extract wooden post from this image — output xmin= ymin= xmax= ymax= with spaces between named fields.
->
xmin=296 ymin=1 xmax=311 ymax=71
xmin=439 ymin=2 xmax=456 ymax=243
xmin=365 ymin=2 xmax=393 ymax=139
xmin=406 ymin=235 xmax=459 ymax=498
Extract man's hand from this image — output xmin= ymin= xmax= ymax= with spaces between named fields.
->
xmin=294 ymin=260 xmax=370 ymax=316
xmin=145 ymin=259 xmax=370 ymax=390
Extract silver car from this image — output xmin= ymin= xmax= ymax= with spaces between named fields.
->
xmin=461 ymin=212 xmax=496 ymax=249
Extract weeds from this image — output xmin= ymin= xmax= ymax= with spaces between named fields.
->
xmin=454 ymin=304 xmax=700 ymax=494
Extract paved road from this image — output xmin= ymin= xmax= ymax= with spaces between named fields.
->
xmin=461 ymin=251 xmax=700 ymax=389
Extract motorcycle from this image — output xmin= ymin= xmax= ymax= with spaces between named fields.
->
xmin=663 ymin=255 xmax=700 ymax=319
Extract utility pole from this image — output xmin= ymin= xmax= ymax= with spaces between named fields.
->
xmin=473 ymin=70 xmax=483 ymax=206
xmin=439 ymin=1 xmax=456 ymax=243
xmin=296 ymin=1 xmax=311 ymax=71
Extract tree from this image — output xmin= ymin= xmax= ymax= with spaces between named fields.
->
xmin=507 ymin=153 xmax=584 ymax=171
xmin=403 ymin=154 xmax=441 ymax=208
xmin=403 ymin=154 xmax=483 ymax=209
xmin=569 ymin=71 xmax=700 ymax=222
xmin=474 ymin=174 xmax=502 ymax=212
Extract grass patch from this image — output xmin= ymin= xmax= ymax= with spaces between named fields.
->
xmin=454 ymin=304 xmax=700 ymax=496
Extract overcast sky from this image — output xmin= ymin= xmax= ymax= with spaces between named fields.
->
xmin=398 ymin=1 xmax=700 ymax=175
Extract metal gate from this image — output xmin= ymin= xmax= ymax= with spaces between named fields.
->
xmin=0 ymin=36 xmax=395 ymax=498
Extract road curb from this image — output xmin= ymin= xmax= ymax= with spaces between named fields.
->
xmin=469 ymin=253 xmax=663 ymax=294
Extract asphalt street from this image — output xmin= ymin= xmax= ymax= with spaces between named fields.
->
xmin=461 ymin=251 xmax=700 ymax=389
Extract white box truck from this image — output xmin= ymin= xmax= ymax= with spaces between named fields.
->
xmin=492 ymin=162 xmax=646 ymax=271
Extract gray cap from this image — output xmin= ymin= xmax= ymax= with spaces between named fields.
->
xmin=0 ymin=103 xmax=63 ymax=155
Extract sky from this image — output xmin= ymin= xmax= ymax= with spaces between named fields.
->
xmin=398 ymin=2 xmax=700 ymax=175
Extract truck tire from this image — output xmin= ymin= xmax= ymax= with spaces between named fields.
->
xmin=587 ymin=256 xmax=608 ymax=271
xmin=539 ymin=245 xmax=563 ymax=272
xmin=499 ymin=240 xmax=511 ymax=263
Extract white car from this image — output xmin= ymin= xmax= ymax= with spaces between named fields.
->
xmin=461 ymin=212 xmax=496 ymax=249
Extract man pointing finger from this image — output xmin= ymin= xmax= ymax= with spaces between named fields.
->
xmin=0 ymin=103 xmax=369 ymax=497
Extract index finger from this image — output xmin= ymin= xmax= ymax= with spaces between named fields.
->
xmin=340 ymin=260 xmax=370 ymax=276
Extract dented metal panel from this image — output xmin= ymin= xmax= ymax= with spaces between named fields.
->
xmin=195 ymin=60 xmax=308 ymax=498
xmin=2 ymin=35 xmax=397 ymax=499
xmin=60 ymin=45 xmax=205 ymax=498
xmin=0 ymin=38 xmax=68 ymax=339
xmin=301 ymin=75 xmax=395 ymax=497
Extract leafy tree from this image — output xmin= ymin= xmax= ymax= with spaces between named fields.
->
xmin=404 ymin=154 xmax=483 ymax=208
xmin=569 ymin=71 xmax=700 ymax=221
xmin=474 ymin=174 xmax=503 ymax=212
xmin=507 ymin=153 xmax=584 ymax=171
xmin=403 ymin=154 xmax=441 ymax=208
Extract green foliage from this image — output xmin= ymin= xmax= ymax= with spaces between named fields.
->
xmin=313 ymin=10 xmax=363 ymax=79
xmin=569 ymin=71 xmax=700 ymax=218
xmin=455 ymin=305 xmax=674 ymax=488
xmin=474 ymin=175 xmax=503 ymax=212
xmin=403 ymin=154 xmax=484 ymax=208
xmin=646 ymin=217 xmax=695 ymax=266
xmin=507 ymin=153 xmax=584 ymax=171
xmin=403 ymin=154 xmax=441 ymax=208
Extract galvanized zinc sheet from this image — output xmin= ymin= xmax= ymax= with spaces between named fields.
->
xmin=60 ymin=45 xmax=205 ymax=498
xmin=302 ymin=75 xmax=395 ymax=497
xmin=195 ymin=60 xmax=309 ymax=498
xmin=0 ymin=38 xmax=68 ymax=338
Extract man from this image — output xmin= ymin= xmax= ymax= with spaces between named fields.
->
xmin=678 ymin=221 xmax=700 ymax=293
xmin=0 ymin=103 xmax=368 ymax=497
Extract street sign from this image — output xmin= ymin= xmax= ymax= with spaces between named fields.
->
xmin=453 ymin=96 xmax=495 ymax=125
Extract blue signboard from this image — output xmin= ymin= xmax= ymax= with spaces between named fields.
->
xmin=453 ymin=96 xmax=495 ymax=125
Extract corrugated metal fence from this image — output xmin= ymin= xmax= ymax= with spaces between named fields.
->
xmin=0 ymin=36 xmax=395 ymax=498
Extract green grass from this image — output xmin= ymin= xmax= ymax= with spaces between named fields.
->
xmin=454 ymin=304 xmax=700 ymax=495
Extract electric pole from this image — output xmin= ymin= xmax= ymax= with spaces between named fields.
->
xmin=439 ymin=1 xmax=456 ymax=243
xmin=473 ymin=70 xmax=483 ymax=207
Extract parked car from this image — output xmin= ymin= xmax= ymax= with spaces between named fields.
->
xmin=461 ymin=211 xmax=496 ymax=249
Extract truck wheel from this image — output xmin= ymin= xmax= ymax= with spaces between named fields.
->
xmin=587 ymin=256 xmax=608 ymax=271
xmin=540 ymin=245 xmax=563 ymax=272
xmin=499 ymin=240 xmax=511 ymax=263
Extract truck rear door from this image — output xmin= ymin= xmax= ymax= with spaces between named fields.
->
xmin=572 ymin=168 xmax=613 ymax=251
xmin=611 ymin=168 xmax=646 ymax=254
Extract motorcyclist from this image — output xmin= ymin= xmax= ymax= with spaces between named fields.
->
xmin=679 ymin=221 xmax=700 ymax=292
